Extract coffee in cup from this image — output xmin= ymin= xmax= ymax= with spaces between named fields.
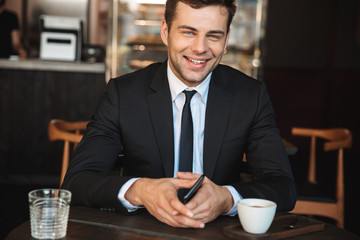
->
xmin=237 ymin=198 xmax=277 ymax=234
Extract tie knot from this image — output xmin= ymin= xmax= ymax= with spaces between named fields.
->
xmin=183 ymin=90 xmax=196 ymax=104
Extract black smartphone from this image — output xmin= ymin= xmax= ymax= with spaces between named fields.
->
xmin=181 ymin=174 xmax=205 ymax=204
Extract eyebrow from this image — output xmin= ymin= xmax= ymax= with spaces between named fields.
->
xmin=178 ymin=25 xmax=226 ymax=36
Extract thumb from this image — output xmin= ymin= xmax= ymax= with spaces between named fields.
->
xmin=173 ymin=177 xmax=198 ymax=190
xmin=176 ymin=172 xmax=201 ymax=180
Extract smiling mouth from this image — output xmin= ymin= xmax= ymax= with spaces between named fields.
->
xmin=185 ymin=57 xmax=208 ymax=64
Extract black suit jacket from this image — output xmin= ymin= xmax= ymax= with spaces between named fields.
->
xmin=62 ymin=61 xmax=297 ymax=214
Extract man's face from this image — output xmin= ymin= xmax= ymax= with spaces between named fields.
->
xmin=161 ymin=2 xmax=230 ymax=87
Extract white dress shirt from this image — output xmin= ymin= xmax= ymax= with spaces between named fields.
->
xmin=118 ymin=61 xmax=241 ymax=215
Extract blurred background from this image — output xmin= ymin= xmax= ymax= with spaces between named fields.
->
xmin=1 ymin=0 xmax=359 ymax=238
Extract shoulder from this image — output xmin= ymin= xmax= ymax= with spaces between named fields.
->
xmin=3 ymin=10 xmax=18 ymax=19
xmin=2 ymin=10 xmax=19 ymax=26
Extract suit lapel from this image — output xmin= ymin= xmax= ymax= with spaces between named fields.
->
xmin=203 ymin=70 xmax=232 ymax=179
xmin=146 ymin=63 xmax=232 ymax=179
xmin=147 ymin=63 xmax=174 ymax=177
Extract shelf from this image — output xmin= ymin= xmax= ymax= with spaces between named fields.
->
xmin=106 ymin=0 xmax=268 ymax=80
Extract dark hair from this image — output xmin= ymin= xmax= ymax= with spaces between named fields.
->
xmin=0 ymin=0 xmax=6 ymax=7
xmin=165 ymin=0 xmax=237 ymax=32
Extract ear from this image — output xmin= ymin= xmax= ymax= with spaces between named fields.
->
xmin=160 ymin=19 xmax=169 ymax=46
xmin=224 ymin=29 xmax=230 ymax=51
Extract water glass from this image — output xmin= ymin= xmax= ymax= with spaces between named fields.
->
xmin=28 ymin=189 xmax=71 ymax=239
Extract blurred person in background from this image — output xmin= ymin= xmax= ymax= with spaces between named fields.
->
xmin=0 ymin=0 xmax=27 ymax=59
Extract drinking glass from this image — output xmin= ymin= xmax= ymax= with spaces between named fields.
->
xmin=28 ymin=189 xmax=71 ymax=239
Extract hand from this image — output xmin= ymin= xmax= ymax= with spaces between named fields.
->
xmin=176 ymin=172 xmax=234 ymax=223
xmin=125 ymin=177 xmax=205 ymax=228
xmin=18 ymin=48 xmax=27 ymax=59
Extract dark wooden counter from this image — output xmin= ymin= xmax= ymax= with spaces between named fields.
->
xmin=6 ymin=207 xmax=360 ymax=240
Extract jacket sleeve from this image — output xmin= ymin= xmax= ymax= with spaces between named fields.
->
xmin=233 ymin=83 xmax=298 ymax=211
xmin=61 ymin=79 xmax=131 ymax=214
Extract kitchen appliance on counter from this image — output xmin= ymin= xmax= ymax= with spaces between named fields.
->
xmin=25 ymin=0 xmax=89 ymax=58
xmin=39 ymin=15 xmax=83 ymax=61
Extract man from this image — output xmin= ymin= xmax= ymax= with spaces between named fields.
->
xmin=62 ymin=0 xmax=297 ymax=229
xmin=0 ymin=0 xmax=27 ymax=59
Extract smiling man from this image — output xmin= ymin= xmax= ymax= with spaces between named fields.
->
xmin=162 ymin=2 xmax=229 ymax=87
xmin=62 ymin=0 xmax=297 ymax=229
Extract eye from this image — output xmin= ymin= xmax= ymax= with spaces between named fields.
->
xmin=209 ymin=35 xmax=219 ymax=39
xmin=183 ymin=31 xmax=195 ymax=36
xmin=208 ymin=34 xmax=222 ymax=41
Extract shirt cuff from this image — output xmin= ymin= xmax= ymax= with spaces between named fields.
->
xmin=118 ymin=178 xmax=144 ymax=212
xmin=224 ymin=185 xmax=243 ymax=216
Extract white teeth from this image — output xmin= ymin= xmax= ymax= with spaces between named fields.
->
xmin=188 ymin=58 xmax=206 ymax=64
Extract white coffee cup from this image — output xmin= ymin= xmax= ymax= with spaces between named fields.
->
xmin=237 ymin=198 xmax=277 ymax=234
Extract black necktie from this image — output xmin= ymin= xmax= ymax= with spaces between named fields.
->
xmin=179 ymin=90 xmax=196 ymax=173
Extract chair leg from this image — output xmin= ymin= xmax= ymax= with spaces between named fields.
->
xmin=60 ymin=141 xmax=70 ymax=187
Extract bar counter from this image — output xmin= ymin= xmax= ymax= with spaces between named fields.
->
xmin=0 ymin=58 xmax=106 ymax=185
xmin=0 ymin=58 xmax=105 ymax=73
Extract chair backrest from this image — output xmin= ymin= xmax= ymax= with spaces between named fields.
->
xmin=291 ymin=127 xmax=352 ymax=227
xmin=292 ymin=128 xmax=352 ymax=184
xmin=48 ymin=119 xmax=88 ymax=187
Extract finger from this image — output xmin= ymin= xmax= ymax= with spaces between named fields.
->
xmin=151 ymin=208 xmax=182 ymax=227
xmin=184 ymin=198 xmax=198 ymax=211
xmin=191 ymin=203 xmax=211 ymax=220
xmin=185 ymin=195 xmax=216 ymax=223
xmin=146 ymin=198 xmax=187 ymax=227
xmin=176 ymin=172 xmax=200 ymax=180
xmin=172 ymin=177 xmax=199 ymax=190
xmin=185 ymin=195 xmax=209 ymax=217
xmin=170 ymin=197 xmax=194 ymax=218
xmin=173 ymin=215 xmax=205 ymax=228
xmin=182 ymin=186 xmax=212 ymax=219
xmin=153 ymin=205 xmax=203 ymax=228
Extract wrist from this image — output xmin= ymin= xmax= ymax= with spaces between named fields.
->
xmin=125 ymin=178 xmax=146 ymax=206
xmin=221 ymin=186 xmax=234 ymax=213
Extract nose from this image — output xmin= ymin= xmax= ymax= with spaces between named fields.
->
xmin=191 ymin=36 xmax=208 ymax=54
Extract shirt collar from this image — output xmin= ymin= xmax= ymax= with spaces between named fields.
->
xmin=167 ymin=61 xmax=211 ymax=103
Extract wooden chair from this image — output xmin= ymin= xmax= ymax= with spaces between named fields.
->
xmin=289 ymin=127 xmax=352 ymax=228
xmin=48 ymin=119 xmax=88 ymax=187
